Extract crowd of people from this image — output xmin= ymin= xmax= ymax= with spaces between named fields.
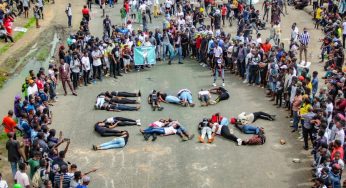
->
xmin=2 ymin=66 xmax=95 ymax=188
xmin=1 ymin=0 xmax=346 ymax=186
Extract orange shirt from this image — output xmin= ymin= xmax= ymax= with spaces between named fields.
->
xmin=261 ymin=43 xmax=272 ymax=53
xmin=2 ymin=116 xmax=17 ymax=133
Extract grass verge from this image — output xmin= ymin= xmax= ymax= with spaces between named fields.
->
xmin=36 ymin=46 xmax=50 ymax=61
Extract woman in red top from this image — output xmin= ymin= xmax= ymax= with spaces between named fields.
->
xmin=124 ymin=1 xmax=130 ymax=13
xmin=221 ymin=5 xmax=227 ymax=26
xmin=3 ymin=14 xmax=14 ymax=37
xmin=82 ymin=5 xmax=90 ymax=21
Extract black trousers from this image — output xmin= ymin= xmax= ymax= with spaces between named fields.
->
xmin=111 ymin=98 xmax=137 ymax=104
xmin=71 ymin=72 xmax=79 ymax=89
xmin=253 ymin=112 xmax=273 ymax=122
xmin=99 ymin=129 xmax=123 ymax=137
xmin=303 ymin=126 xmax=314 ymax=148
xmin=93 ymin=65 xmax=102 ymax=80
xmin=83 ymin=70 xmax=90 ymax=85
xmin=221 ymin=126 xmax=238 ymax=143
xmin=276 ymin=89 xmax=283 ymax=106
xmin=114 ymin=117 xmax=137 ymax=126
xmin=111 ymin=91 xmax=137 ymax=97
xmin=110 ymin=60 xmax=120 ymax=77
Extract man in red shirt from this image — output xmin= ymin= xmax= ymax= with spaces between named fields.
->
xmin=331 ymin=140 xmax=344 ymax=160
xmin=221 ymin=4 xmax=227 ymax=26
xmin=261 ymin=38 xmax=272 ymax=53
xmin=2 ymin=110 xmax=20 ymax=140
xmin=82 ymin=5 xmax=90 ymax=21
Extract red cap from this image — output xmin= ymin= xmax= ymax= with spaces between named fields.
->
xmin=298 ymin=76 xmax=305 ymax=81
xmin=230 ymin=117 xmax=237 ymax=124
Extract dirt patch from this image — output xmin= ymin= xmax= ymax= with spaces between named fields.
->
xmin=0 ymin=24 xmax=68 ymax=88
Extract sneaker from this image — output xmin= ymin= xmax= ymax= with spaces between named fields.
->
xmin=222 ymin=83 xmax=225 ymax=87
xmin=212 ymin=83 xmax=216 ymax=87
xmin=182 ymin=137 xmax=188 ymax=141
xmin=92 ymin=145 xmax=97 ymax=151
xmin=136 ymin=122 xmax=141 ymax=126
xmin=188 ymin=134 xmax=195 ymax=140
xmin=300 ymin=138 xmax=304 ymax=142
xmin=237 ymin=138 xmax=242 ymax=146
xmin=243 ymin=80 xmax=248 ymax=84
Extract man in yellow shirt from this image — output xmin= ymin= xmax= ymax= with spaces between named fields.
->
xmin=315 ymin=6 xmax=323 ymax=29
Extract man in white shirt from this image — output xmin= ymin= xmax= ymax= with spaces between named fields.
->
xmin=198 ymin=89 xmax=213 ymax=106
xmin=14 ymin=163 xmax=30 ymax=188
xmin=37 ymin=0 xmax=44 ymax=19
xmin=81 ymin=52 xmax=91 ymax=85
xmin=27 ymin=80 xmax=38 ymax=96
xmin=91 ymin=47 xmax=103 ymax=81
xmin=65 ymin=3 xmax=72 ymax=28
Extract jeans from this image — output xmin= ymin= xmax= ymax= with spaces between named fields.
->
xmin=10 ymin=161 xmax=18 ymax=177
xmin=221 ymin=126 xmax=238 ymax=143
xmin=213 ymin=69 xmax=224 ymax=82
xmin=179 ymin=92 xmax=193 ymax=103
xmin=143 ymin=127 xmax=165 ymax=134
xmin=116 ymin=104 xmax=137 ymax=111
xmin=175 ymin=46 xmax=182 ymax=63
xmin=108 ymin=0 xmax=114 ymax=7
xmin=253 ymin=112 xmax=273 ymax=122
xmin=201 ymin=127 xmax=212 ymax=139
xmin=292 ymin=111 xmax=299 ymax=130
xmin=67 ymin=15 xmax=72 ymax=27
xmin=99 ymin=137 xmax=125 ymax=149
xmin=242 ymin=125 xmax=259 ymax=134
xmin=165 ymin=95 xmax=181 ymax=104
xmin=162 ymin=43 xmax=169 ymax=61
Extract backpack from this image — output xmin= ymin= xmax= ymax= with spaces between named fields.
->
xmin=32 ymin=168 xmax=44 ymax=187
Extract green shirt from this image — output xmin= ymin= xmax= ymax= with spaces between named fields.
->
xmin=28 ymin=158 xmax=40 ymax=179
xmin=120 ymin=8 xmax=127 ymax=18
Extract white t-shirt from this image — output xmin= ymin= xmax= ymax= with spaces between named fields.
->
xmin=198 ymin=90 xmax=210 ymax=96
xmin=81 ymin=56 xmax=91 ymax=71
xmin=28 ymin=84 xmax=38 ymax=96
xmin=214 ymin=46 xmax=223 ymax=58
xmin=66 ymin=6 xmax=72 ymax=16
xmin=0 ymin=180 xmax=8 ymax=188
xmin=212 ymin=123 xmax=223 ymax=135
xmin=164 ymin=126 xmax=177 ymax=135
xmin=106 ymin=117 xmax=115 ymax=124
xmin=343 ymin=22 xmax=346 ymax=34
xmin=326 ymin=102 xmax=333 ymax=124
xmin=165 ymin=0 xmax=172 ymax=8
xmin=335 ymin=128 xmax=345 ymax=145
xmin=92 ymin=50 xmax=102 ymax=66
xmin=139 ymin=4 xmax=146 ymax=12
xmin=14 ymin=171 xmax=30 ymax=187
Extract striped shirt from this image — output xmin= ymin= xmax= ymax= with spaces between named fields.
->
xmin=299 ymin=32 xmax=310 ymax=45
xmin=54 ymin=173 xmax=72 ymax=188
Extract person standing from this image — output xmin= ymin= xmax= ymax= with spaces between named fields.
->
xmin=6 ymin=132 xmax=23 ymax=178
xmin=59 ymin=59 xmax=77 ymax=96
xmin=23 ymin=0 xmax=29 ymax=18
xmin=70 ymin=54 xmax=81 ymax=90
xmin=87 ymin=0 xmax=92 ymax=11
xmin=2 ymin=110 xmax=20 ymax=140
xmin=0 ymin=173 xmax=8 ymax=188
xmin=291 ymin=89 xmax=302 ymax=132
xmin=33 ymin=4 xmax=40 ymax=28
xmin=174 ymin=31 xmax=183 ymax=64
xmin=65 ymin=3 xmax=72 ymax=28
xmin=342 ymin=18 xmax=346 ymax=48
xmin=298 ymin=28 xmax=310 ymax=65
xmin=14 ymin=163 xmax=30 ymax=188
xmin=91 ymin=46 xmax=103 ymax=81
xmin=103 ymin=15 xmax=111 ymax=38
xmin=81 ymin=51 xmax=91 ymax=86
xmin=37 ymin=0 xmax=44 ymax=19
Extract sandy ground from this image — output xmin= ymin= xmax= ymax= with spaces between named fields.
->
xmin=0 ymin=1 xmax=330 ymax=187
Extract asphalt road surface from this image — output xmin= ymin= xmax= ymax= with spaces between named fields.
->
xmin=0 ymin=2 xmax=328 ymax=188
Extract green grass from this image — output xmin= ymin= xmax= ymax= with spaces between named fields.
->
xmin=36 ymin=46 xmax=49 ymax=61
xmin=0 ymin=17 xmax=36 ymax=56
